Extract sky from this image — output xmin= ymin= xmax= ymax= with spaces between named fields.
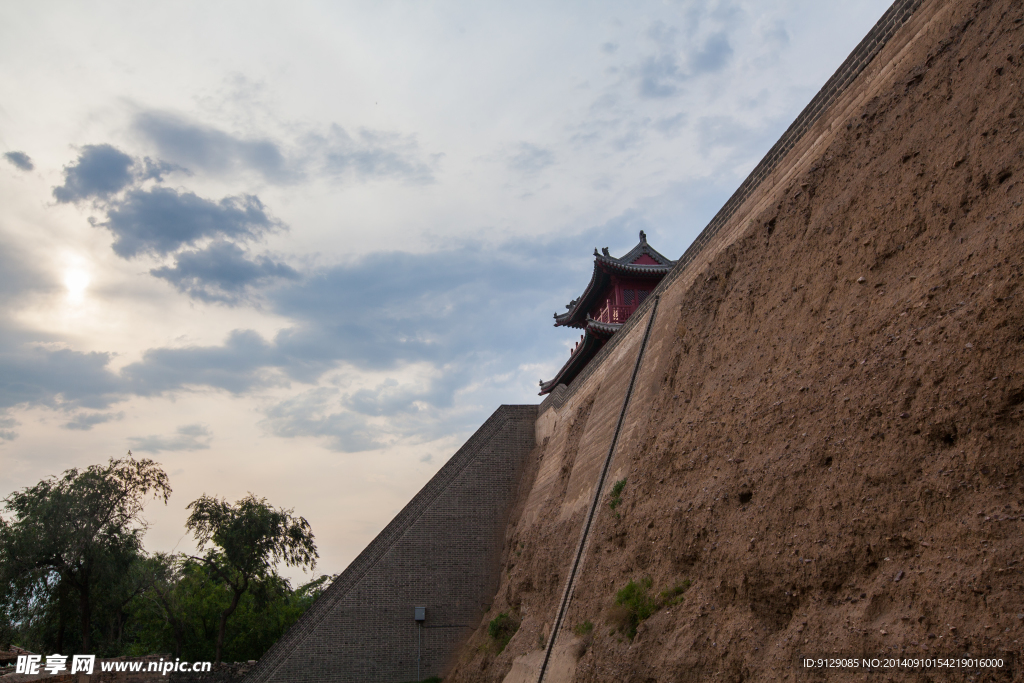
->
xmin=0 ymin=0 xmax=893 ymax=583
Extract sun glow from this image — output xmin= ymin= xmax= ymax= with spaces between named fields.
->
xmin=64 ymin=268 xmax=90 ymax=303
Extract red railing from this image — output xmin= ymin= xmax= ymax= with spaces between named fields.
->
xmin=595 ymin=303 xmax=637 ymax=324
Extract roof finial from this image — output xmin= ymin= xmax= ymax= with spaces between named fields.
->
xmin=601 ymin=247 xmax=610 ymax=256
xmin=639 ymin=229 xmax=647 ymax=243
xmin=593 ymin=247 xmax=599 ymax=256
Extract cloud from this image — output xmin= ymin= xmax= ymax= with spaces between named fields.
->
xmin=758 ymin=20 xmax=789 ymax=50
xmin=53 ymin=144 xmax=136 ymax=203
xmin=343 ymin=369 xmax=468 ymax=417
xmin=0 ymin=414 xmax=19 ymax=442
xmin=267 ymin=247 xmax=567 ymax=378
xmin=139 ymin=157 xmax=188 ymax=182
xmin=693 ymin=114 xmax=769 ymax=162
xmin=0 ymin=238 xmax=49 ymax=308
xmin=133 ymin=111 xmax=438 ymax=186
xmin=150 ymin=240 xmax=299 ymax=304
xmin=62 ymin=411 xmax=124 ymax=431
xmin=134 ymin=111 xmax=293 ymax=183
xmin=128 ymin=423 xmax=212 ymax=453
xmin=635 ymin=20 xmax=736 ymax=99
xmin=98 ymin=187 xmax=281 ymax=258
xmin=121 ymin=329 xmax=281 ymax=397
xmin=261 ymin=388 xmax=383 ymax=452
xmin=691 ymin=31 xmax=733 ymax=74
xmin=259 ymin=365 xmax=486 ymax=452
xmin=0 ymin=345 xmax=123 ymax=411
xmin=52 ymin=144 xmax=189 ymax=206
xmin=653 ymin=112 xmax=688 ymax=136
xmin=320 ymin=125 xmax=436 ymax=184
xmin=115 ymin=228 xmax=605 ymax=403
xmin=638 ymin=53 xmax=685 ymax=98
xmin=506 ymin=143 xmax=555 ymax=174
xmin=0 ymin=241 xmax=127 ymax=415
xmin=4 ymin=151 xmax=33 ymax=171
xmin=0 ymin=224 xmax=648 ymax=451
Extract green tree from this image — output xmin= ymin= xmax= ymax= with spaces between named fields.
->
xmin=0 ymin=454 xmax=170 ymax=653
xmin=185 ymin=493 xmax=317 ymax=663
xmin=127 ymin=557 xmax=333 ymax=662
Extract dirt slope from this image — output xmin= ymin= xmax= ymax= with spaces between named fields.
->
xmin=447 ymin=0 xmax=1024 ymax=680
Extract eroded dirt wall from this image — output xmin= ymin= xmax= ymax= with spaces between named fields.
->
xmin=447 ymin=0 xmax=1024 ymax=680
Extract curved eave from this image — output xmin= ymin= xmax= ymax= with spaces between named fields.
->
xmin=593 ymin=254 xmax=673 ymax=277
xmin=553 ymin=240 xmax=674 ymax=328
xmin=539 ymin=331 xmax=603 ymax=395
xmin=585 ymin=318 xmax=621 ymax=339
xmin=553 ymin=263 xmax=610 ymax=328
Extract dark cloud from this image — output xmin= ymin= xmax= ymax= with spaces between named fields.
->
xmin=507 ymin=143 xmax=555 ymax=174
xmin=98 ymin=188 xmax=280 ymax=258
xmin=134 ymin=111 xmax=293 ymax=183
xmin=0 ymin=345 xmax=123 ymax=411
xmin=128 ymin=423 xmax=212 ymax=453
xmin=4 ymin=151 xmax=33 ymax=171
xmin=53 ymin=144 xmax=135 ymax=203
xmin=267 ymin=249 xmax=562 ymax=379
xmin=62 ymin=411 xmax=124 ymax=431
xmin=150 ymin=240 xmax=299 ymax=304
xmin=139 ymin=157 xmax=188 ymax=182
xmin=321 ymin=125 xmax=436 ymax=184
xmin=121 ymin=329 xmax=281 ymax=396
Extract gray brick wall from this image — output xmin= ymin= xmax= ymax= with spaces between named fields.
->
xmin=244 ymin=405 xmax=537 ymax=683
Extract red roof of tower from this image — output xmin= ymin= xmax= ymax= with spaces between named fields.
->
xmin=541 ymin=231 xmax=673 ymax=394
xmin=552 ymin=231 xmax=674 ymax=330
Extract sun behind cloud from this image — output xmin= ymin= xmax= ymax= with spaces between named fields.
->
xmin=63 ymin=267 xmax=90 ymax=304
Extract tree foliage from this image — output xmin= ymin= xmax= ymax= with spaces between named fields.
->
xmin=0 ymin=454 xmax=170 ymax=653
xmin=185 ymin=493 xmax=318 ymax=663
xmin=125 ymin=554 xmax=333 ymax=662
xmin=0 ymin=459 xmax=327 ymax=663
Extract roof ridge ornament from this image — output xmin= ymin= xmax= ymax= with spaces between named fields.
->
xmin=639 ymin=230 xmax=647 ymax=243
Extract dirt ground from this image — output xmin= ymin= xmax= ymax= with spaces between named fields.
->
xmin=446 ymin=0 xmax=1024 ymax=680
